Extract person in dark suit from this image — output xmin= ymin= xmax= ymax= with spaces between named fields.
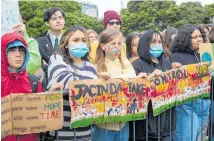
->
xmin=35 ymin=7 xmax=66 ymax=90
xmin=36 ymin=7 xmax=66 ymax=67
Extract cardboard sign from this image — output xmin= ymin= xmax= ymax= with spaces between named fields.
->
xmin=69 ymin=63 xmax=211 ymax=128
xmin=1 ymin=0 xmax=20 ymax=36
xmin=1 ymin=92 xmax=63 ymax=139
xmin=199 ymin=43 xmax=214 ymax=73
xmin=1 ymin=95 xmax=13 ymax=139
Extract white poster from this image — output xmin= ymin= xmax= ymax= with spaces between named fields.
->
xmin=1 ymin=0 xmax=20 ymax=36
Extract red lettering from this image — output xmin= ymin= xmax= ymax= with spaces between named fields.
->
xmin=40 ymin=110 xmax=61 ymax=120
xmin=47 ymin=112 xmax=50 ymax=119
xmin=56 ymin=110 xmax=61 ymax=118
xmin=40 ymin=113 xmax=45 ymax=120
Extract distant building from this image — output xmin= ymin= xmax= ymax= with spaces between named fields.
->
xmin=81 ymin=2 xmax=98 ymax=18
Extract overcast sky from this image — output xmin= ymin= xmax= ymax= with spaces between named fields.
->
xmin=77 ymin=0 xmax=214 ymax=18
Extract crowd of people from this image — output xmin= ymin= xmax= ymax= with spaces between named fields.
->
xmin=1 ymin=6 xmax=214 ymax=141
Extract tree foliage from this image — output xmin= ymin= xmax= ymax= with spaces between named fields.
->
xmin=204 ymin=3 xmax=214 ymax=22
xmin=121 ymin=1 xmax=213 ymax=36
xmin=19 ymin=1 xmax=104 ymax=37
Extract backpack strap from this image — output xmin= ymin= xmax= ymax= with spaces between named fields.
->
xmin=28 ymin=73 xmax=38 ymax=93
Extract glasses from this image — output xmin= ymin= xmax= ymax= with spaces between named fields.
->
xmin=108 ymin=21 xmax=121 ymax=26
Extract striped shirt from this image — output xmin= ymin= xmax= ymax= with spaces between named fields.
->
xmin=48 ymin=54 xmax=97 ymax=141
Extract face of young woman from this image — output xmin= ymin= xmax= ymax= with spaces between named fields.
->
xmin=66 ymin=30 xmax=88 ymax=59
xmin=191 ymin=30 xmax=203 ymax=51
xmin=102 ymin=35 xmax=123 ymax=59
xmin=89 ymin=32 xmax=98 ymax=43
xmin=131 ymin=37 xmax=140 ymax=56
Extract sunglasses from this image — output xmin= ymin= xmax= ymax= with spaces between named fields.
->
xmin=108 ymin=21 xmax=121 ymax=26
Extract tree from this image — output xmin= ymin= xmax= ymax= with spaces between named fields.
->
xmin=204 ymin=3 xmax=214 ymax=23
xmin=19 ymin=1 xmax=103 ymax=37
xmin=178 ymin=2 xmax=207 ymax=26
xmin=120 ymin=1 xmax=212 ymax=36
xmin=121 ymin=1 xmax=180 ymax=36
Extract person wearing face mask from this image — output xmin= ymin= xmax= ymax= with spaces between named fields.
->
xmin=90 ymin=10 xmax=127 ymax=62
xmin=130 ymin=30 xmax=176 ymax=141
xmin=171 ymin=25 xmax=211 ymax=141
xmin=47 ymin=25 xmax=98 ymax=141
xmin=92 ymin=29 xmax=137 ymax=141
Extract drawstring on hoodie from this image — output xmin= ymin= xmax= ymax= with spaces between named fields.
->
xmin=194 ymin=53 xmax=200 ymax=63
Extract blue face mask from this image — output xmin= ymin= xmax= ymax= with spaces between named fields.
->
xmin=149 ymin=44 xmax=163 ymax=58
xmin=69 ymin=43 xmax=89 ymax=58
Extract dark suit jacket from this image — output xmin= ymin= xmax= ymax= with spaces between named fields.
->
xmin=36 ymin=34 xmax=56 ymax=65
xmin=35 ymin=34 xmax=55 ymax=90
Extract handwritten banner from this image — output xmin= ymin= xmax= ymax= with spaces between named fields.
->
xmin=1 ymin=95 xmax=12 ymax=139
xmin=199 ymin=43 xmax=214 ymax=73
xmin=1 ymin=0 xmax=20 ymax=36
xmin=69 ymin=62 xmax=211 ymax=128
xmin=1 ymin=92 xmax=63 ymax=139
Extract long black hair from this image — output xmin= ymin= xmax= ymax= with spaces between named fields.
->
xmin=172 ymin=25 xmax=201 ymax=54
xmin=126 ymin=32 xmax=140 ymax=59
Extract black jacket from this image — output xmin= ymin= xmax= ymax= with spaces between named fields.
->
xmin=36 ymin=34 xmax=55 ymax=65
xmin=36 ymin=34 xmax=55 ymax=91
xmin=130 ymin=30 xmax=176 ymax=140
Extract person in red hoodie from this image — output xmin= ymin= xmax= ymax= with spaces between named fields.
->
xmin=1 ymin=32 xmax=44 ymax=141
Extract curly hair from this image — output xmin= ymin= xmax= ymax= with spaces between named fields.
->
xmin=125 ymin=32 xmax=140 ymax=59
xmin=172 ymin=26 xmax=201 ymax=53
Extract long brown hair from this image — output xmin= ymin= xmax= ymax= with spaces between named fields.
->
xmin=57 ymin=25 xmax=90 ymax=64
xmin=94 ymin=29 xmax=123 ymax=73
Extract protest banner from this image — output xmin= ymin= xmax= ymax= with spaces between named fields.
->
xmin=69 ymin=62 xmax=211 ymax=128
xmin=149 ymin=62 xmax=210 ymax=116
xmin=1 ymin=92 xmax=63 ymax=139
xmin=1 ymin=0 xmax=20 ymax=36
xmin=199 ymin=43 xmax=214 ymax=73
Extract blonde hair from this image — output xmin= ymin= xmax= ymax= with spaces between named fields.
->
xmin=87 ymin=29 xmax=98 ymax=38
xmin=94 ymin=29 xmax=124 ymax=73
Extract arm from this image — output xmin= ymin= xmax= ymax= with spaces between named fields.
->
xmin=47 ymin=54 xmax=76 ymax=91
xmin=12 ymin=23 xmax=41 ymax=74
xmin=25 ymin=31 xmax=42 ymax=74
xmin=36 ymin=81 xmax=44 ymax=93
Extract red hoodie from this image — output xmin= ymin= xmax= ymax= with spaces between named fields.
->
xmin=1 ymin=32 xmax=43 ymax=141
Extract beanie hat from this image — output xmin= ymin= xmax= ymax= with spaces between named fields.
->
xmin=103 ymin=10 xmax=121 ymax=28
